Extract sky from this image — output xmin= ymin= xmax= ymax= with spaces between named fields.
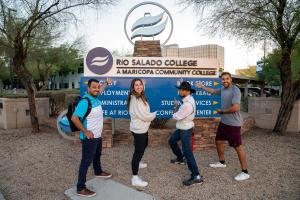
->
xmin=67 ymin=0 xmax=268 ymax=74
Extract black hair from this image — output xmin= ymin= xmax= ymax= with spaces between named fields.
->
xmin=87 ymin=78 xmax=99 ymax=87
xmin=221 ymin=72 xmax=232 ymax=78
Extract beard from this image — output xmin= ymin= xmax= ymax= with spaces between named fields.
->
xmin=223 ymin=83 xmax=231 ymax=88
xmin=90 ymin=92 xmax=99 ymax=97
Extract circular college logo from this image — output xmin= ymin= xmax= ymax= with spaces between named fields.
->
xmin=124 ymin=2 xmax=174 ymax=46
xmin=85 ymin=47 xmax=113 ymax=75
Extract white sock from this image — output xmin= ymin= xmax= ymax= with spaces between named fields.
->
xmin=196 ymin=175 xmax=201 ymax=179
xmin=132 ymin=175 xmax=139 ymax=180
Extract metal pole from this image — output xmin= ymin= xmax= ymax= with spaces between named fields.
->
xmin=262 ymin=38 xmax=267 ymax=97
xmin=244 ymin=81 xmax=249 ymax=97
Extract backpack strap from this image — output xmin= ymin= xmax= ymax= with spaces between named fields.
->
xmin=80 ymin=97 xmax=92 ymax=123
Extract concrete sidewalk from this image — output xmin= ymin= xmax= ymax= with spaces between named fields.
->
xmin=65 ymin=178 xmax=155 ymax=200
xmin=0 ymin=192 xmax=5 ymax=200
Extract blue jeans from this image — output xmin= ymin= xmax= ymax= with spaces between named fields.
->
xmin=169 ymin=128 xmax=200 ymax=177
xmin=77 ymin=138 xmax=102 ymax=191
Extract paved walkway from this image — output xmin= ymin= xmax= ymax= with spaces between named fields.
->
xmin=65 ymin=178 xmax=155 ymax=200
xmin=0 ymin=192 xmax=5 ymax=200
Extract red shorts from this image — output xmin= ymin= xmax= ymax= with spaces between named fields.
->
xmin=216 ymin=122 xmax=242 ymax=147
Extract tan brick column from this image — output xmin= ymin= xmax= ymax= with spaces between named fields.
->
xmin=133 ymin=40 xmax=161 ymax=57
xmin=194 ymin=118 xmax=220 ymax=150
xmin=102 ymin=118 xmax=113 ymax=148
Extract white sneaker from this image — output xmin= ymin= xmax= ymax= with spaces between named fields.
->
xmin=139 ymin=161 xmax=147 ymax=169
xmin=209 ymin=162 xmax=227 ymax=168
xmin=234 ymin=172 xmax=250 ymax=181
xmin=131 ymin=176 xmax=148 ymax=187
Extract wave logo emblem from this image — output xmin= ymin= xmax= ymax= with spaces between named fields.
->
xmin=124 ymin=2 xmax=174 ymax=46
xmin=91 ymin=55 xmax=109 ymax=67
xmin=131 ymin=11 xmax=168 ymax=40
xmin=85 ymin=47 xmax=113 ymax=75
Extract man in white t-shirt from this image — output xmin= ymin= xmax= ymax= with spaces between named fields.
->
xmin=71 ymin=78 xmax=113 ymax=197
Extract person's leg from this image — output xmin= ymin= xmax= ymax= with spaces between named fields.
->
xmin=233 ymin=144 xmax=250 ymax=181
xmin=145 ymin=132 xmax=148 ymax=149
xmin=131 ymin=133 xmax=148 ymax=175
xmin=214 ymin=122 xmax=227 ymax=164
xmin=168 ymin=129 xmax=184 ymax=160
xmin=181 ymin=129 xmax=204 ymax=186
xmin=227 ymin=125 xmax=248 ymax=171
xmin=93 ymin=138 xmax=102 ymax=175
xmin=180 ymin=129 xmax=200 ymax=177
xmin=227 ymin=126 xmax=250 ymax=180
xmin=216 ymin=140 xmax=226 ymax=162
xmin=234 ymin=145 xmax=248 ymax=171
xmin=77 ymin=139 xmax=98 ymax=192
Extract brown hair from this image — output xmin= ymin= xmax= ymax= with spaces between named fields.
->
xmin=127 ymin=78 xmax=148 ymax=109
xmin=221 ymin=72 xmax=232 ymax=78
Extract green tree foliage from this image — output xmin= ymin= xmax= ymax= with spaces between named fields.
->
xmin=180 ymin=0 xmax=300 ymax=134
xmin=25 ymin=37 xmax=83 ymax=90
xmin=260 ymin=41 xmax=300 ymax=86
xmin=0 ymin=0 xmax=117 ymax=132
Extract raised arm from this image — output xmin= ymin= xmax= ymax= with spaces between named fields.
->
xmin=99 ymin=78 xmax=113 ymax=94
xmin=195 ymin=82 xmax=220 ymax=95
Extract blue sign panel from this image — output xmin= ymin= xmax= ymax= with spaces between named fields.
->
xmin=80 ymin=77 xmax=221 ymax=118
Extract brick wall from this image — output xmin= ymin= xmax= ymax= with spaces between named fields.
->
xmin=113 ymin=116 xmax=255 ymax=151
xmin=102 ymin=118 xmax=113 ymax=148
xmin=133 ymin=40 xmax=161 ymax=57
xmin=113 ymin=128 xmax=175 ymax=147
xmin=194 ymin=118 xmax=220 ymax=150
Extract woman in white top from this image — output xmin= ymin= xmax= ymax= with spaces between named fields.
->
xmin=128 ymin=78 xmax=156 ymax=187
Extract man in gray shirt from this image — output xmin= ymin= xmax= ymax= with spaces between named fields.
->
xmin=196 ymin=72 xmax=250 ymax=181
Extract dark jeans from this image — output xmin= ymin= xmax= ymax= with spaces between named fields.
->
xmin=131 ymin=132 xmax=148 ymax=175
xmin=168 ymin=128 xmax=200 ymax=177
xmin=77 ymin=138 xmax=102 ymax=191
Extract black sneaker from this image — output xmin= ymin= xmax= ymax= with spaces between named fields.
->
xmin=170 ymin=158 xmax=186 ymax=165
xmin=182 ymin=176 xmax=204 ymax=186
